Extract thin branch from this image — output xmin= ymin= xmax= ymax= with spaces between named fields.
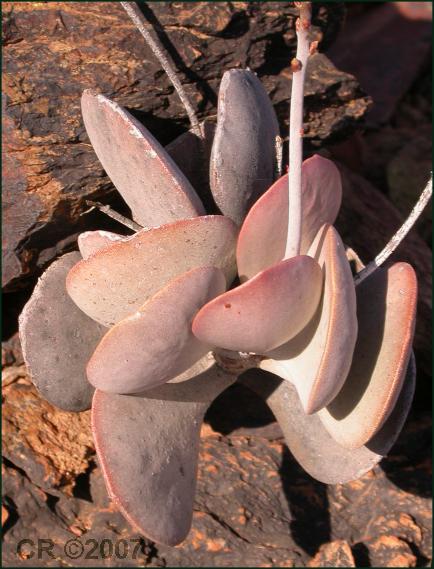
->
xmin=83 ymin=200 xmax=143 ymax=232
xmin=354 ymin=174 xmax=432 ymax=285
xmin=285 ymin=2 xmax=312 ymax=259
xmin=275 ymin=135 xmax=283 ymax=180
xmin=121 ymin=2 xmax=203 ymax=139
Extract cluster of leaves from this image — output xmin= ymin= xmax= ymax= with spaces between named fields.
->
xmin=19 ymin=69 xmax=416 ymax=546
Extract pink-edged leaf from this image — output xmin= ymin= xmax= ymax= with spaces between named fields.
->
xmin=319 ymin=262 xmax=417 ymax=449
xmin=261 ymin=225 xmax=358 ymax=414
xmin=78 ymin=230 xmax=126 ymax=259
xmin=237 ymin=155 xmax=342 ymax=281
xmin=192 ymin=255 xmax=323 ymax=354
xmin=92 ymin=355 xmax=235 ymax=546
xmin=210 ymin=69 xmax=280 ymax=225
xmin=240 ymin=353 xmax=415 ymax=484
xmin=87 ymin=266 xmax=226 ymax=394
xmin=18 ymin=252 xmax=106 ymax=412
xmin=166 ymin=121 xmax=216 ymax=211
xmin=66 ymin=216 xmax=238 ymax=327
xmin=81 ymin=90 xmax=205 ymax=227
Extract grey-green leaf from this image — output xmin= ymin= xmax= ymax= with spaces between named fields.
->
xmin=240 ymin=353 xmax=415 ymax=485
xmin=92 ymin=355 xmax=235 ymax=545
xmin=210 ymin=69 xmax=280 ymax=225
xmin=19 ymin=252 xmax=106 ymax=412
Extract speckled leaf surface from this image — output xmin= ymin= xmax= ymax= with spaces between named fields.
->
xmin=19 ymin=252 xmax=106 ymax=412
xmin=210 ymin=69 xmax=279 ymax=225
xmin=66 ymin=216 xmax=238 ymax=327
xmin=87 ymin=266 xmax=226 ymax=394
xmin=92 ymin=355 xmax=236 ymax=546
xmin=319 ymin=262 xmax=417 ymax=449
xmin=81 ymin=90 xmax=205 ymax=227
xmin=237 ymin=155 xmax=342 ymax=281
xmin=261 ymin=225 xmax=358 ymax=414
xmin=240 ymin=353 xmax=415 ymax=484
xmin=78 ymin=230 xmax=126 ymax=259
xmin=192 ymin=255 xmax=323 ymax=354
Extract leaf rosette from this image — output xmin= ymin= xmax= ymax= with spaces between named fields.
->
xmin=19 ymin=67 xmax=418 ymax=546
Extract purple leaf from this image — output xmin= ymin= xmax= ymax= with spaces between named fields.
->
xmin=92 ymin=355 xmax=236 ymax=545
xmin=19 ymin=252 xmax=106 ymax=412
xmin=237 ymin=155 xmax=342 ymax=281
xmin=192 ymin=255 xmax=323 ymax=354
xmin=240 ymin=352 xmax=415 ymax=484
xmin=210 ymin=69 xmax=280 ymax=225
xmin=87 ymin=266 xmax=226 ymax=394
xmin=78 ymin=230 xmax=126 ymax=259
xmin=319 ymin=262 xmax=417 ymax=449
xmin=262 ymin=225 xmax=358 ymax=414
xmin=81 ymin=90 xmax=205 ymax=227
xmin=66 ymin=216 xmax=238 ymax=327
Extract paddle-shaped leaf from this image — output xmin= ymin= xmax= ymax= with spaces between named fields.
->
xmin=78 ymin=230 xmax=126 ymax=260
xmin=66 ymin=216 xmax=238 ymax=327
xmin=87 ymin=266 xmax=226 ymax=394
xmin=192 ymin=255 xmax=323 ymax=354
xmin=81 ymin=90 xmax=205 ymax=227
xmin=237 ymin=155 xmax=342 ymax=281
xmin=92 ymin=355 xmax=236 ymax=546
xmin=210 ymin=69 xmax=280 ymax=225
xmin=19 ymin=252 xmax=106 ymax=412
xmin=240 ymin=353 xmax=415 ymax=484
xmin=261 ymin=225 xmax=358 ymax=414
xmin=319 ymin=262 xmax=417 ymax=449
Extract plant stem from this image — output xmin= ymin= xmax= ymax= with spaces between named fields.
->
xmin=354 ymin=174 xmax=432 ymax=285
xmin=120 ymin=1 xmax=203 ymax=139
xmin=275 ymin=135 xmax=283 ymax=180
xmin=213 ymin=349 xmax=262 ymax=375
xmin=285 ymin=2 xmax=312 ymax=259
xmin=83 ymin=200 xmax=143 ymax=232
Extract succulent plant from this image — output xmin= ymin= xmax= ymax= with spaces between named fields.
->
xmin=19 ymin=1 xmax=430 ymax=547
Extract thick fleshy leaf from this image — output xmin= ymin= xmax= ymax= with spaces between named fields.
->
xmin=210 ymin=69 xmax=279 ymax=225
xmin=193 ymin=255 xmax=323 ymax=354
xmin=166 ymin=121 xmax=216 ymax=212
xmin=240 ymin=353 xmax=415 ymax=484
xmin=237 ymin=155 xmax=342 ymax=281
xmin=78 ymin=230 xmax=126 ymax=259
xmin=87 ymin=266 xmax=226 ymax=394
xmin=92 ymin=354 xmax=236 ymax=546
xmin=319 ymin=262 xmax=417 ymax=449
xmin=81 ymin=90 xmax=205 ymax=227
xmin=66 ymin=216 xmax=238 ymax=327
xmin=18 ymin=252 xmax=106 ymax=412
xmin=261 ymin=225 xmax=358 ymax=414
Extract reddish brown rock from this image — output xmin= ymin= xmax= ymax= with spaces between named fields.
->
xmin=308 ymin=540 xmax=355 ymax=567
xmin=2 ymin=375 xmax=432 ymax=566
xmin=2 ymin=2 xmax=367 ymax=291
xmin=363 ymin=535 xmax=417 ymax=567
xmin=387 ymin=131 xmax=432 ymax=242
xmin=1 ymin=332 xmax=24 ymax=367
xmin=327 ymin=2 xmax=432 ymax=125
xmin=2 ymin=505 xmax=9 ymax=527
xmin=335 ymin=164 xmax=432 ymax=384
xmin=2 ymin=379 xmax=94 ymax=495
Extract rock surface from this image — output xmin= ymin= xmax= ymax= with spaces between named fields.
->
xmin=1 ymin=369 xmax=431 ymax=567
xmin=2 ymin=1 xmax=369 ymax=290
xmin=334 ymin=164 xmax=432 ymax=387
xmin=327 ymin=2 xmax=432 ymax=126
xmin=1 ymin=3 xmax=431 ymax=567
xmin=308 ymin=540 xmax=355 ymax=567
